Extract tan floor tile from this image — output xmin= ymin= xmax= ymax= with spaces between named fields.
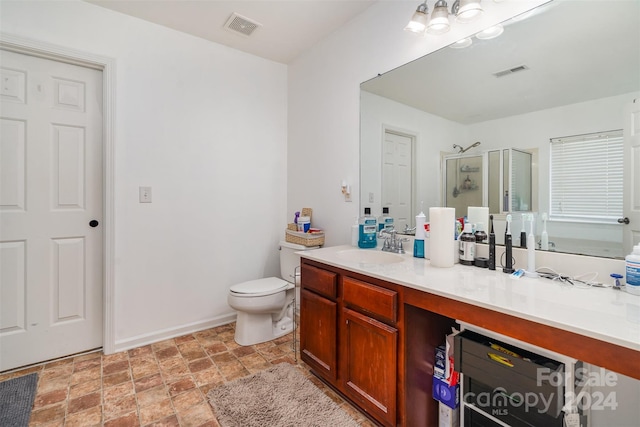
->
xmin=36 ymin=376 xmax=70 ymax=394
xmin=144 ymin=414 xmax=180 ymax=427
xmin=155 ymin=346 xmax=180 ymax=360
xmin=67 ymin=390 xmax=101 ymax=414
xmin=65 ymin=405 xmax=102 ymax=427
xmin=203 ymin=342 xmax=227 ymax=356
xmin=191 ymin=367 xmax=224 ymax=387
xmin=230 ymin=346 xmax=255 ymax=358
xmin=217 ymin=363 xmax=250 ymax=381
xmin=210 ymin=352 xmax=235 ymax=364
xmin=175 ymin=335 xmax=196 ymax=344
xmin=136 ymin=385 xmax=170 ymax=408
xmin=102 ymin=351 xmax=129 ymax=364
xmin=159 ymin=357 xmax=190 ymax=381
xmin=134 ymin=373 xmax=164 ymax=393
xmin=104 ymin=411 xmax=140 ymax=427
xmin=171 ymin=388 xmax=203 ymax=413
xmin=32 ymin=389 xmax=67 ymax=408
xmin=73 ymin=351 xmax=102 ymax=363
xmin=178 ymin=342 xmax=206 ymax=361
xmin=188 ymin=358 xmax=213 ymax=373
xmin=43 ymin=358 xmax=73 ymax=370
xmin=74 ymin=357 xmax=102 ymax=372
xmin=39 ymin=364 xmax=73 ymax=381
xmin=103 ymin=381 xmax=135 ymax=401
xmin=69 ymin=379 xmax=101 ymax=399
xmin=28 ymin=402 xmax=66 ymax=425
xmin=103 ymin=359 xmax=130 ymax=375
xmin=138 ymin=397 xmax=174 ymax=425
xmin=131 ymin=357 xmax=160 ymax=379
xmin=103 ymin=370 xmax=132 ymax=387
xmin=177 ymin=402 xmax=214 ymax=427
xmin=128 ymin=345 xmax=153 ymax=358
xmin=151 ymin=339 xmax=176 ymax=352
xmin=103 ymin=394 xmax=138 ymax=421
xmin=70 ymin=365 xmax=101 ymax=385
xmin=167 ymin=376 xmax=196 ymax=397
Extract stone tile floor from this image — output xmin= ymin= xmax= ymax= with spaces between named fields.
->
xmin=0 ymin=323 xmax=376 ymax=426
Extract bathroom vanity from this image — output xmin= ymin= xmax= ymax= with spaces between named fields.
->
xmin=299 ymin=246 xmax=640 ymax=427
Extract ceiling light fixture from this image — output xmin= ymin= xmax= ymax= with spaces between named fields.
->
xmin=450 ymin=37 xmax=473 ymax=48
xmin=454 ymin=0 xmax=484 ymax=23
xmin=404 ymin=1 xmax=429 ymax=34
xmin=476 ymin=24 xmax=504 ymax=40
xmin=427 ymin=0 xmax=451 ymax=34
xmin=407 ymin=0 xmax=486 ymax=36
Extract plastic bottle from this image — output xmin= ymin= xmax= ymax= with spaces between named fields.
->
xmin=474 ymin=222 xmax=487 ymax=243
xmin=351 ymin=217 xmax=359 ymax=247
xmin=378 ymin=207 xmax=394 ymax=231
xmin=414 ymin=210 xmax=426 ymax=258
xmin=626 ymin=244 xmax=640 ymax=295
xmin=459 ymin=222 xmax=475 ymax=265
xmin=541 ymin=212 xmax=549 ymax=251
xmin=358 ymin=207 xmax=377 ymax=248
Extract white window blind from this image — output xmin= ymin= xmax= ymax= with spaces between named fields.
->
xmin=550 ymin=130 xmax=623 ymax=222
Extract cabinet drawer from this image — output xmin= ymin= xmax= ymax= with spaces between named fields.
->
xmin=343 ymin=277 xmax=397 ymax=323
xmin=454 ymin=329 xmax=565 ymax=417
xmin=301 ymin=264 xmax=337 ymax=299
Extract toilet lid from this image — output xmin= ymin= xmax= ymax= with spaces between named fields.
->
xmin=230 ymin=277 xmax=289 ymax=297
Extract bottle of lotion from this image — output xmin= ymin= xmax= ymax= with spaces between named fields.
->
xmin=413 ymin=210 xmax=426 ymax=258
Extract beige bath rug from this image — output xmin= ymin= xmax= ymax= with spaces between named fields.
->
xmin=207 ymin=363 xmax=359 ymax=427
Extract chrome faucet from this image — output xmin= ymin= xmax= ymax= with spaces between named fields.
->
xmin=379 ymin=228 xmax=409 ymax=254
xmin=402 ymin=224 xmax=416 ymax=235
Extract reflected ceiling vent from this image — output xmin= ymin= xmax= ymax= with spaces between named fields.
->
xmin=224 ymin=13 xmax=262 ymax=37
xmin=494 ymin=65 xmax=529 ymax=78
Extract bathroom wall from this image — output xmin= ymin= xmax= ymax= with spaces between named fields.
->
xmin=1 ymin=0 xmax=287 ymax=350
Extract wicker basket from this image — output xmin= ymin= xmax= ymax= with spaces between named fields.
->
xmin=285 ymin=229 xmax=324 ymax=247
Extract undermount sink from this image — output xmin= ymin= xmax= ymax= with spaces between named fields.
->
xmin=335 ymin=249 xmax=405 ymax=265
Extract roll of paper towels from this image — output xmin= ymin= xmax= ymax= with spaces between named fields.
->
xmin=468 ymin=206 xmax=489 ymax=233
xmin=429 ymin=207 xmax=456 ymax=267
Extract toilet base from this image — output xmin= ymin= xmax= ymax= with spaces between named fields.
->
xmin=234 ymin=306 xmax=295 ymax=346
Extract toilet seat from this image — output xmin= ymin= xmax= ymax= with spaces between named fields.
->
xmin=229 ymin=277 xmax=290 ymax=298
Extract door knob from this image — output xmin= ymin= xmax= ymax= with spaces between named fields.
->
xmin=89 ymin=220 xmax=99 ymax=227
xmin=617 ymin=217 xmax=630 ymax=224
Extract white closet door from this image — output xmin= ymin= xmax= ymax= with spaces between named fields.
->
xmin=0 ymin=50 xmax=103 ymax=371
xmin=382 ymin=131 xmax=413 ymax=231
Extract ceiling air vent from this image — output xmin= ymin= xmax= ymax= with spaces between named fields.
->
xmin=224 ymin=13 xmax=261 ymax=37
xmin=493 ymin=65 xmax=529 ymax=78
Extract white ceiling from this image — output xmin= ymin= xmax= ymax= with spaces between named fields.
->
xmin=85 ymin=0 xmax=377 ymax=64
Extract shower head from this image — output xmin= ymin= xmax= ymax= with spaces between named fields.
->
xmin=454 ymin=141 xmax=481 ymax=153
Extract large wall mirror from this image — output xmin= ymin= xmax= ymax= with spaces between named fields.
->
xmin=360 ymin=0 xmax=639 ymax=259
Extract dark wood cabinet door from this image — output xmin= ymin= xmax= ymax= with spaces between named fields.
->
xmin=342 ymin=307 xmax=397 ymax=427
xmin=300 ymin=289 xmax=337 ymax=381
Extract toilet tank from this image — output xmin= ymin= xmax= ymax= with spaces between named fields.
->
xmin=279 ymin=240 xmax=319 ymax=283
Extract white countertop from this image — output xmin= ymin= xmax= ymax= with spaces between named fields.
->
xmin=301 ymin=245 xmax=640 ymax=353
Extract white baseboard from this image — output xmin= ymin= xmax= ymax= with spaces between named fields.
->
xmin=110 ymin=312 xmax=237 ymax=354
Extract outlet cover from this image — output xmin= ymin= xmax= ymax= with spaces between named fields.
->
xmin=139 ymin=186 xmax=152 ymax=203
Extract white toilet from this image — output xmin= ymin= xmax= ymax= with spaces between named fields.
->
xmin=227 ymin=241 xmax=318 ymax=346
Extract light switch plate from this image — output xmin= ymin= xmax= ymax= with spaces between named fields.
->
xmin=139 ymin=186 xmax=152 ymax=203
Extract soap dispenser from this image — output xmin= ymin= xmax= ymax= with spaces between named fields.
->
xmin=351 ymin=216 xmax=359 ymax=247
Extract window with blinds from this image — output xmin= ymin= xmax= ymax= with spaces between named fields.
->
xmin=550 ymin=130 xmax=623 ymax=222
